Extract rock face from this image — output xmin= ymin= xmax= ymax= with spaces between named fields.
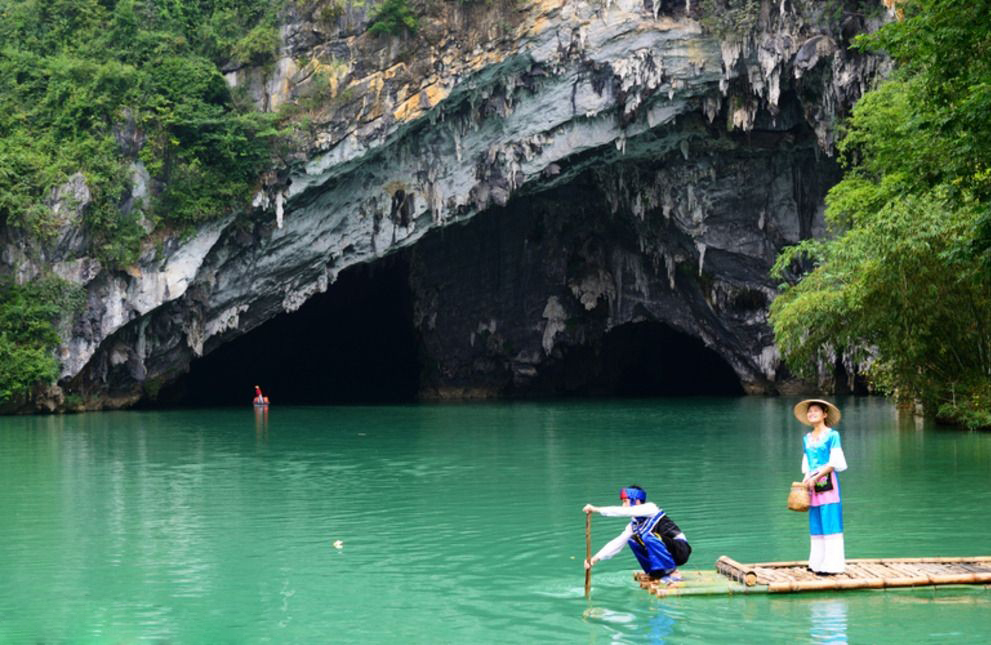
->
xmin=1 ymin=0 xmax=890 ymax=409
xmin=407 ymin=123 xmax=839 ymax=398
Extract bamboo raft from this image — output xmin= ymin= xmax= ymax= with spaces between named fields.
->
xmin=634 ymin=556 xmax=991 ymax=597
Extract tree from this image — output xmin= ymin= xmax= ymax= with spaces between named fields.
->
xmin=0 ymin=278 xmax=83 ymax=405
xmin=0 ymin=1 xmax=283 ymax=402
xmin=770 ymin=0 xmax=991 ymax=428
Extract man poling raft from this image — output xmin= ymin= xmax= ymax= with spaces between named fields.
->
xmin=583 ymin=485 xmax=692 ymax=585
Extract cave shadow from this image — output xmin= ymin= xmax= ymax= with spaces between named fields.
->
xmin=532 ymin=320 xmax=744 ymax=398
xmin=155 ymin=256 xmax=421 ymax=407
xmin=153 ymin=266 xmax=743 ymax=407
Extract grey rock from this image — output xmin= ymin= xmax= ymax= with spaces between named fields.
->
xmin=47 ymin=172 xmax=92 ymax=261
xmin=3 ymin=0 xmax=890 ymax=409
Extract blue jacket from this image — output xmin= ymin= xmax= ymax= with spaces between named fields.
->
xmin=627 ymin=511 xmax=677 ymax=573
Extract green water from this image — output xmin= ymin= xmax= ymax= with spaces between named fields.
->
xmin=1 ymin=398 xmax=989 ymax=643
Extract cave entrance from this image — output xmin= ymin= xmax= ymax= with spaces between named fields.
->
xmin=545 ymin=321 xmax=744 ymax=397
xmin=157 ymin=256 xmax=421 ymax=406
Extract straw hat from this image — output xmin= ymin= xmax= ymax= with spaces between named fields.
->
xmin=793 ymin=399 xmax=841 ymax=427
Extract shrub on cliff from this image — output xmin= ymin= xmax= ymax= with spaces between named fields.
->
xmin=0 ymin=278 xmax=83 ymax=405
xmin=368 ymin=0 xmax=418 ymax=36
xmin=0 ymin=1 xmax=287 ymax=402
xmin=0 ymin=0 xmax=281 ymax=267
xmin=771 ymin=0 xmax=991 ymax=428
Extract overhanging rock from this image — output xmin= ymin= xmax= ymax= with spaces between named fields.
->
xmin=19 ymin=0 xmax=889 ymax=409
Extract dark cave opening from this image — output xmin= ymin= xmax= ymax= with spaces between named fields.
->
xmin=537 ymin=321 xmax=744 ymax=397
xmin=833 ymin=354 xmax=870 ymax=396
xmin=156 ymin=256 xmax=421 ymax=407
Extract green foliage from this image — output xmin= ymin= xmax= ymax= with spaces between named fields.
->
xmin=232 ymin=24 xmax=280 ymax=66
xmin=0 ymin=1 xmax=292 ymax=400
xmin=937 ymin=383 xmax=991 ymax=430
xmin=0 ymin=0 xmax=283 ymax=267
xmin=859 ymin=0 xmax=991 ymax=269
xmin=860 ymin=1 xmax=991 ymax=191
xmin=771 ymin=190 xmax=991 ymax=403
xmin=368 ymin=0 xmax=418 ymax=36
xmin=0 ymin=277 xmax=84 ymax=404
xmin=770 ymin=1 xmax=991 ymax=427
xmin=276 ymin=68 xmax=344 ymax=126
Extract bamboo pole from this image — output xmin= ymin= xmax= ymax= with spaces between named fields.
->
xmin=584 ymin=512 xmax=591 ymax=599
xmin=961 ymin=564 xmax=991 ymax=573
xmin=885 ymin=562 xmax=931 ymax=580
xmin=871 ymin=556 xmax=991 ymax=564
xmin=858 ymin=562 xmax=894 ymax=579
xmin=928 ymin=572 xmax=991 ymax=585
xmin=716 ymin=555 xmax=758 ymax=586
xmin=845 ymin=563 xmax=882 ymax=581
xmin=754 ymin=567 xmax=790 ymax=583
xmin=765 ymin=572 xmax=991 ymax=593
xmin=747 ymin=556 xmax=991 ymax=568
xmin=747 ymin=560 xmax=809 ymax=568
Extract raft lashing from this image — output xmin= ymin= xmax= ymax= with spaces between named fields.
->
xmin=634 ymin=556 xmax=991 ymax=597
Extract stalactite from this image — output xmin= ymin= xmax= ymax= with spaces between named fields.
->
xmin=33 ymin=0 xmax=886 ymax=409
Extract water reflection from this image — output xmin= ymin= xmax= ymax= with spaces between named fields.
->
xmin=2 ymin=400 xmax=989 ymax=643
xmin=254 ymin=406 xmax=269 ymax=441
xmin=809 ymin=598 xmax=848 ymax=644
xmin=645 ymin=604 xmax=676 ymax=643
xmin=583 ymin=603 xmax=677 ymax=643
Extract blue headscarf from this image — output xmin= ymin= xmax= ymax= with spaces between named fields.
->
xmin=620 ymin=487 xmax=647 ymax=504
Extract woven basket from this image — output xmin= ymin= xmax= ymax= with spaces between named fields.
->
xmin=787 ymin=481 xmax=810 ymax=512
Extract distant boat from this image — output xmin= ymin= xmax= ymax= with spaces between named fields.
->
xmin=253 ymin=385 xmax=269 ymax=408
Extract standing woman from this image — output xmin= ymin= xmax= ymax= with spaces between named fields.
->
xmin=795 ymin=399 xmax=847 ymax=574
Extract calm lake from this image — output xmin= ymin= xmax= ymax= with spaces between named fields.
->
xmin=1 ymin=397 xmax=989 ymax=643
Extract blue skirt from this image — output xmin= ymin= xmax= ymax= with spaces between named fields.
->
xmin=809 ymin=501 xmax=843 ymax=536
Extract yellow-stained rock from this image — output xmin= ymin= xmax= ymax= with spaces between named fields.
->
xmin=393 ymin=83 xmax=450 ymax=122
xmin=383 ymin=63 xmax=408 ymax=80
xmin=393 ymin=83 xmax=411 ymax=106
xmin=422 ymin=83 xmax=449 ymax=109
xmin=393 ymin=94 xmax=423 ymax=122
xmin=357 ymin=71 xmax=385 ymax=99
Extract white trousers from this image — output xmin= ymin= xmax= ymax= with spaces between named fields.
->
xmin=809 ymin=534 xmax=845 ymax=573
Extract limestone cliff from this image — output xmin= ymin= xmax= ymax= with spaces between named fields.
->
xmin=2 ymin=0 xmax=891 ymax=410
